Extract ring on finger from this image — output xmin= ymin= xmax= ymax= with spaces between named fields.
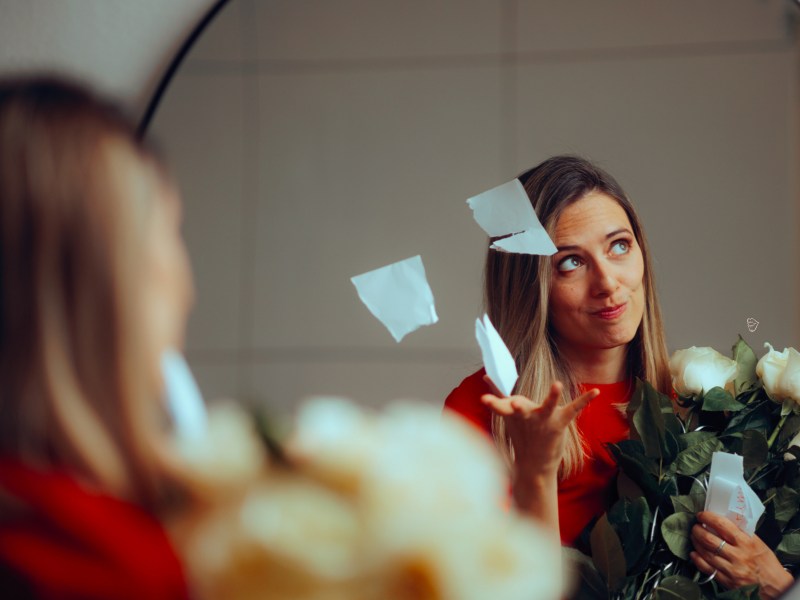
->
xmin=714 ymin=540 xmax=727 ymax=556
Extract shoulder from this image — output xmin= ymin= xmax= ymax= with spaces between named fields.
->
xmin=0 ymin=459 xmax=189 ymax=599
xmin=443 ymin=368 xmax=493 ymax=436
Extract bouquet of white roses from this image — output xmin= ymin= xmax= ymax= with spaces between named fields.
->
xmin=567 ymin=337 xmax=800 ymax=600
xmin=169 ymin=398 xmax=563 ymax=600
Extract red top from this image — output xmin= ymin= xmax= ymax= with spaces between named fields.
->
xmin=0 ymin=459 xmax=190 ymax=600
xmin=444 ymin=369 xmax=631 ymax=546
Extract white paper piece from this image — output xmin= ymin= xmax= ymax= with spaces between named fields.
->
xmin=704 ymin=452 xmax=765 ymax=536
xmin=466 ymin=179 xmax=556 ymax=255
xmin=466 ymin=180 xmax=539 ymax=237
xmin=490 ymin=228 xmax=558 ymax=255
xmin=161 ymin=350 xmax=208 ymax=441
xmin=475 ymin=314 xmax=518 ymax=397
xmin=351 ymin=255 xmax=439 ymax=343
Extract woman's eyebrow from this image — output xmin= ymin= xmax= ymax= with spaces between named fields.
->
xmin=555 ymin=228 xmax=632 ymax=252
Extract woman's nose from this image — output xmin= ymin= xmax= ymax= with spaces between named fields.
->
xmin=590 ymin=261 xmax=620 ymax=296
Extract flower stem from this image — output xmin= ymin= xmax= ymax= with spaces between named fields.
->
xmin=767 ymin=413 xmax=789 ymax=449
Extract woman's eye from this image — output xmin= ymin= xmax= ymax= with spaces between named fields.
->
xmin=611 ymin=240 xmax=629 ymax=255
xmin=557 ymin=256 xmax=581 ymax=272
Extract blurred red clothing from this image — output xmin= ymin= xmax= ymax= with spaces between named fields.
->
xmin=444 ymin=369 xmax=631 ymax=546
xmin=0 ymin=459 xmax=189 ymax=600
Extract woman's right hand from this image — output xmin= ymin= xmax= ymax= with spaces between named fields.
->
xmin=480 ymin=380 xmax=598 ymax=477
xmin=480 ymin=379 xmax=598 ymax=534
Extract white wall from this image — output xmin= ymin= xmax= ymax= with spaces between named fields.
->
xmin=0 ymin=0 xmax=217 ymax=114
xmin=147 ymin=1 xmax=799 ymax=415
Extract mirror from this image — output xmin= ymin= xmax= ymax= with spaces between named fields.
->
xmin=147 ymin=0 xmax=798 ymax=414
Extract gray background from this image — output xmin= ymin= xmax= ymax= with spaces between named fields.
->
xmin=149 ymin=0 xmax=800 ymax=415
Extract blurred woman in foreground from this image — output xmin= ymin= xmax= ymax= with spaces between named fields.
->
xmin=0 ymin=76 xmax=193 ymax=599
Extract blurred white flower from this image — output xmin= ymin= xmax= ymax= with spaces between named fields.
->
xmin=174 ymin=402 xmax=265 ymax=495
xmin=177 ymin=398 xmax=562 ymax=600
xmin=756 ymin=344 xmax=800 ymax=415
xmin=288 ymin=397 xmax=381 ymax=496
xmin=669 ymin=346 xmax=737 ymax=397
xmin=181 ymin=478 xmax=369 ymax=600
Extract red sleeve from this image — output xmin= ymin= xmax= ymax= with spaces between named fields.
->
xmin=443 ymin=368 xmax=493 ymax=437
xmin=0 ymin=460 xmax=189 ymax=600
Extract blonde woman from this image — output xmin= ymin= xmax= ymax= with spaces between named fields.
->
xmin=445 ymin=156 xmax=793 ymax=598
xmin=0 ymin=76 xmax=193 ymax=599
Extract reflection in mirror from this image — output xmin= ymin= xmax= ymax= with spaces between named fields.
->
xmin=147 ymin=0 xmax=798 ymax=415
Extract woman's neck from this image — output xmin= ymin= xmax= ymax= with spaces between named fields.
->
xmin=557 ymin=342 xmax=629 ymax=384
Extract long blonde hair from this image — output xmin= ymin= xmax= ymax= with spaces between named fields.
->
xmin=485 ymin=156 xmax=671 ymax=478
xmin=0 ymin=76 xmax=179 ymax=511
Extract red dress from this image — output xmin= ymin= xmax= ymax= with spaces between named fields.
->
xmin=0 ymin=459 xmax=190 ymax=600
xmin=444 ymin=369 xmax=631 ymax=546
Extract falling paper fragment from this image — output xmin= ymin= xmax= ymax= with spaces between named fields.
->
xmin=704 ymin=452 xmax=764 ymax=536
xmin=351 ymin=255 xmax=439 ymax=343
xmin=466 ymin=179 xmax=557 ymax=255
xmin=475 ymin=314 xmax=518 ymax=397
xmin=491 ymin=228 xmax=557 ymax=255
xmin=162 ymin=350 xmax=208 ymax=441
xmin=466 ymin=180 xmax=539 ymax=237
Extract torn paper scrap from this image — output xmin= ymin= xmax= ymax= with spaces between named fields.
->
xmin=475 ymin=314 xmax=518 ymax=397
xmin=704 ymin=452 xmax=765 ymax=536
xmin=466 ymin=179 xmax=557 ymax=256
xmin=351 ymin=255 xmax=439 ymax=343
xmin=161 ymin=350 xmax=208 ymax=442
xmin=466 ymin=179 xmax=538 ymax=237
xmin=490 ymin=228 xmax=557 ymax=255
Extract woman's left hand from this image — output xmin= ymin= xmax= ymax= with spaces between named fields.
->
xmin=690 ymin=511 xmax=794 ymax=600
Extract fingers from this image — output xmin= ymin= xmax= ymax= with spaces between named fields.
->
xmin=691 ymin=524 xmax=736 ymax=561
xmin=480 ymin=394 xmax=515 ymax=416
xmin=482 ymin=382 xmax=597 ymax=423
xmin=690 ymin=551 xmax=735 ymax=590
xmin=695 ymin=511 xmax=745 ymax=546
xmin=565 ymin=387 xmax=599 ymax=417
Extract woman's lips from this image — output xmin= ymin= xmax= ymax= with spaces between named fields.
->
xmin=592 ymin=303 xmax=627 ymax=320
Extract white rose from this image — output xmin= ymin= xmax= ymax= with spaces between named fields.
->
xmin=756 ymin=344 xmax=800 ymax=415
xmin=175 ymin=402 xmax=266 ymax=495
xmin=287 ymin=397 xmax=382 ymax=497
xmin=669 ymin=346 xmax=737 ymax=397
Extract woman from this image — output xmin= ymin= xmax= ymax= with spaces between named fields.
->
xmin=445 ymin=156 xmax=793 ymax=598
xmin=0 ymin=76 xmax=193 ymax=598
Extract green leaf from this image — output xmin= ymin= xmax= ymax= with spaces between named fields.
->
xmin=670 ymin=493 xmax=705 ymax=514
xmin=607 ymin=497 xmax=651 ymax=576
xmin=672 ymin=437 xmax=724 ymax=476
xmin=717 ymin=584 xmax=760 ymax=599
xmin=661 ymin=512 xmax=695 ymax=560
xmin=724 ymin=398 xmax=774 ymax=435
xmin=732 ymin=335 xmax=758 ymax=397
xmin=617 ymin=471 xmax=644 ymax=500
xmin=741 ymin=429 xmax=769 ymax=471
xmin=634 ymin=381 xmax=667 ymax=460
xmin=562 ymin=547 xmax=607 ymax=599
xmin=702 ymin=387 xmax=744 ymax=412
xmin=590 ymin=514 xmax=626 ymax=592
xmin=777 ymin=413 xmax=800 ymax=449
xmin=653 ymin=575 xmax=701 ymax=600
xmin=776 ymin=532 xmax=800 ymax=562
xmin=678 ymin=430 xmax=717 ymax=451
xmin=608 ymin=442 xmax=661 ymax=505
xmin=689 ymin=475 xmax=707 ymax=496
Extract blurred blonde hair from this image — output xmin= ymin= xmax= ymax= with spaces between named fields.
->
xmin=0 ymin=76 xmax=179 ymax=511
xmin=485 ymin=155 xmax=672 ymax=478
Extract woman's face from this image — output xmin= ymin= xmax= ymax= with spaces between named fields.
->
xmin=548 ymin=191 xmax=645 ymax=356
